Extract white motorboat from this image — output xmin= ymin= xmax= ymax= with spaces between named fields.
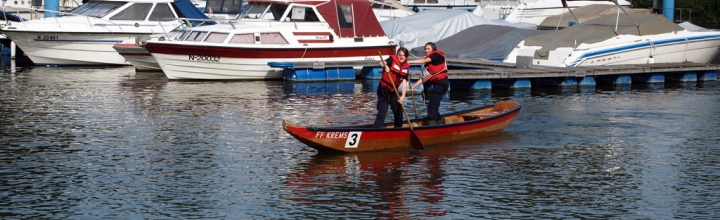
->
xmin=113 ymin=0 xmax=240 ymax=71
xmin=369 ymin=0 xmax=415 ymax=21
xmin=480 ymin=0 xmax=631 ymax=25
xmin=144 ymin=0 xmax=397 ymax=80
xmin=504 ymin=13 xmax=720 ymax=67
xmin=400 ymin=0 xmax=479 ymax=12
xmin=0 ymin=0 xmax=210 ymax=66
xmin=0 ymin=10 xmax=27 ymax=57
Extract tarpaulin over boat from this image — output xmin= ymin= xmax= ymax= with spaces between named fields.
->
xmin=0 ymin=10 xmax=27 ymax=22
xmin=175 ymin=0 xmax=217 ymax=26
xmin=409 ymin=25 xmax=549 ymax=60
xmin=381 ymin=9 xmax=535 ymax=49
xmin=537 ymin=4 xmax=651 ymax=30
xmin=525 ymin=13 xmax=684 ymax=59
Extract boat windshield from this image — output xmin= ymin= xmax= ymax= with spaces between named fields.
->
xmin=69 ymin=1 xmax=127 ymax=18
xmin=239 ymin=2 xmax=279 ymax=20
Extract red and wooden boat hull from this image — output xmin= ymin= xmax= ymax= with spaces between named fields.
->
xmin=283 ymin=101 xmax=522 ymax=153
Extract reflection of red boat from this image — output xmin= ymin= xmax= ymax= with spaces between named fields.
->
xmin=284 ymin=137 xmax=519 ymax=217
xmin=283 ymin=101 xmax=521 ymax=153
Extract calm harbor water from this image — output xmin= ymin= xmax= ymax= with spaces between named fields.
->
xmin=1 ymin=63 xmax=719 ymax=219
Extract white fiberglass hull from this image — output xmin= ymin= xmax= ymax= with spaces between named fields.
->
xmin=503 ymin=0 xmax=631 ymax=25
xmin=152 ymin=53 xmax=370 ymax=80
xmin=506 ymin=32 xmax=720 ymax=67
xmin=1 ymin=14 xmax=182 ymax=66
xmin=3 ymin=31 xmax=155 ymax=66
xmin=113 ymin=43 xmax=161 ymax=71
xmin=567 ymin=38 xmax=720 ymax=67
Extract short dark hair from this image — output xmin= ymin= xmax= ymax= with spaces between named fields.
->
xmin=425 ymin=42 xmax=436 ymax=51
xmin=397 ymin=47 xmax=409 ymax=57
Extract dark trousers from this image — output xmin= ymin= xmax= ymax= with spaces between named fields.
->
xmin=373 ymin=87 xmax=404 ymax=128
xmin=425 ymin=78 xmax=449 ymax=121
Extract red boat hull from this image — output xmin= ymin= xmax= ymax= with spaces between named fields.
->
xmin=283 ymin=101 xmax=522 ymax=153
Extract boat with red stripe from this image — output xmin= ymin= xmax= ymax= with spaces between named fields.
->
xmin=283 ymin=101 xmax=522 ymax=153
xmin=144 ymin=0 xmax=397 ymax=80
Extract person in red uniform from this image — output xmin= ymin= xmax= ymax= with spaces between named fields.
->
xmin=408 ymin=42 xmax=448 ymax=125
xmin=373 ymin=47 xmax=410 ymax=128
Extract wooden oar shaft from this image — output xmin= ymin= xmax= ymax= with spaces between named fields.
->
xmin=379 ymin=52 xmax=423 ymax=151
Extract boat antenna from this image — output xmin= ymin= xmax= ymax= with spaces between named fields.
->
xmin=611 ymin=0 xmax=641 ymax=35
xmin=351 ymin=4 xmax=356 ymax=38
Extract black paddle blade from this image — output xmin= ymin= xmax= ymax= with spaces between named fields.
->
xmin=410 ymin=130 xmax=424 ymax=151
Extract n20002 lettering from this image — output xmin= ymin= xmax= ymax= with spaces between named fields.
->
xmin=188 ymin=55 xmax=220 ymax=62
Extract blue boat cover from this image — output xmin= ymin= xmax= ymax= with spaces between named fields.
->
xmin=0 ymin=10 xmax=28 ymax=22
xmin=174 ymin=0 xmax=217 ymax=26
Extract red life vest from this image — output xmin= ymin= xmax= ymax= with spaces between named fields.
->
xmin=380 ymin=55 xmax=409 ymax=92
xmin=422 ymin=50 xmax=448 ymax=83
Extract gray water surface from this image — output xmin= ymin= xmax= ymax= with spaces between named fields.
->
xmin=1 ymin=67 xmax=719 ymax=219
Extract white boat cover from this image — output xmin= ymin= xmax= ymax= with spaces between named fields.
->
xmin=537 ymin=4 xmax=651 ymax=30
xmin=409 ymin=24 xmax=549 ymax=59
xmin=525 ymin=13 xmax=685 ymax=59
xmin=678 ymin=22 xmax=709 ymax=32
xmin=380 ymin=9 xmax=535 ymax=49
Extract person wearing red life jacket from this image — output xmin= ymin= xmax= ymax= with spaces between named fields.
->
xmin=408 ymin=42 xmax=449 ymax=125
xmin=373 ymin=47 xmax=410 ymax=128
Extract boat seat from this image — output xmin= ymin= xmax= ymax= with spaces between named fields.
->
xmin=459 ymin=112 xmax=500 ymax=117
xmin=460 ymin=112 xmax=499 ymax=120
xmin=444 ymin=115 xmax=465 ymax=124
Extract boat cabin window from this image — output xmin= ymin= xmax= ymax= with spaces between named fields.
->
xmin=110 ymin=3 xmax=153 ymax=20
xmin=68 ymin=1 xmax=125 ymax=18
xmin=268 ymin=4 xmax=288 ymax=21
xmin=204 ymin=32 xmax=229 ymax=43
xmin=177 ymin=29 xmax=192 ymax=40
xmin=370 ymin=2 xmax=399 ymax=10
xmin=149 ymin=3 xmax=177 ymax=21
xmin=184 ymin=31 xmax=208 ymax=41
xmin=337 ymin=5 xmax=353 ymax=28
xmin=286 ymin=6 xmax=319 ymax=22
xmin=229 ymin=34 xmax=255 ymax=44
xmin=206 ymin=0 xmax=243 ymax=14
xmin=240 ymin=2 xmax=273 ymax=19
xmin=260 ymin=33 xmax=288 ymax=44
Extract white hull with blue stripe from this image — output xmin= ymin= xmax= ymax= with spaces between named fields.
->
xmin=504 ymin=13 xmax=720 ymax=67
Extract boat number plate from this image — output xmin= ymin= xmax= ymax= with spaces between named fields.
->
xmin=36 ymin=35 xmax=59 ymax=41
xmin=344 ymin=131 xmax=362 ymax=148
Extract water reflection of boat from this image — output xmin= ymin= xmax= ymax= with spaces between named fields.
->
xmin=284 ymin=134 xmax=518 ymax=217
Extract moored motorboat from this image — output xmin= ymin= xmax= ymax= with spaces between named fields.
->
xmin=283 ymin=101 xmax=521 ymax=153
xmin=144 ymin=0 xmax=397 ymax=80
xmin=112 ymin=0 xmax=241 ymax=71
xmin=0 ymin=0 xmax=211 ymax=66
xmin=113 ymin=40 xmax=164 ymax=71
xmin=369 ymin=0 xmax=415 ymax=21
xmin=492 ymin=0 xmax=631 ymax=25
xmin=504 ymin=13 xmax=720 ymax=67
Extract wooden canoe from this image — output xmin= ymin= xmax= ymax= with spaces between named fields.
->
xmin=283 ymin=101 xmax=522 ymax=153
